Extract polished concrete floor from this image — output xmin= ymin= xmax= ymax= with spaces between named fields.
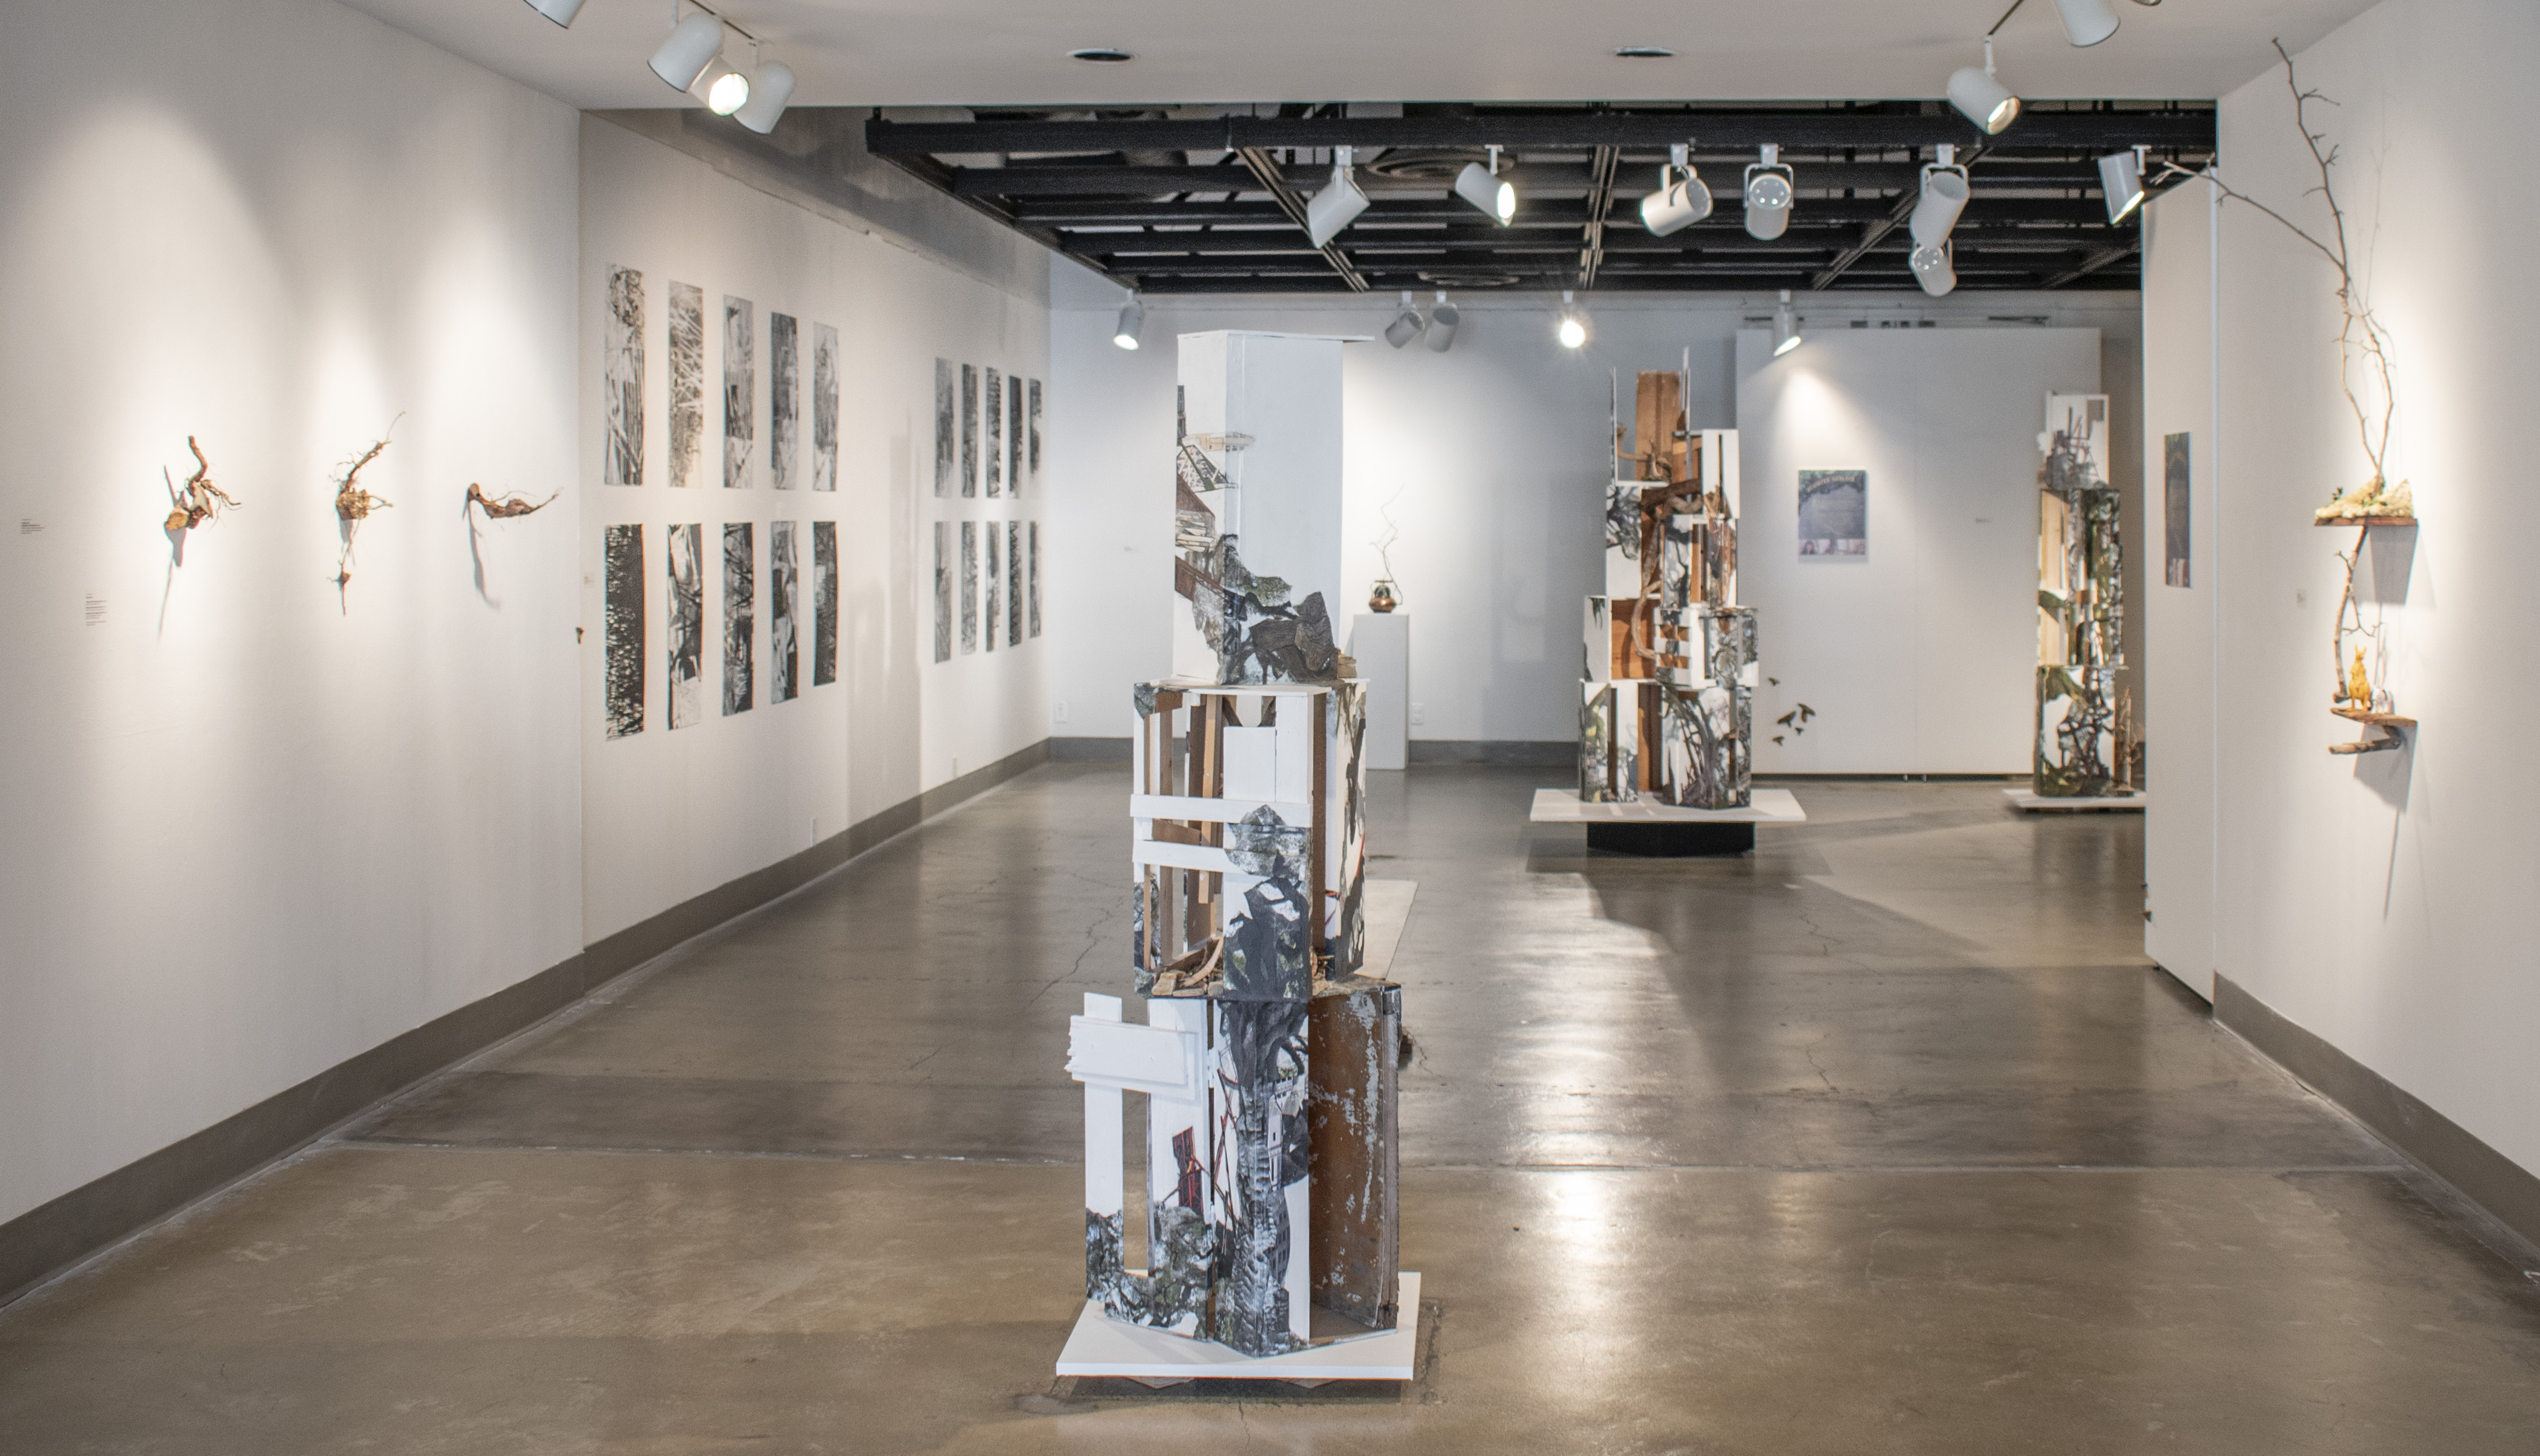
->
xmin=6 ymin=764 xmax=2538 ymax=1452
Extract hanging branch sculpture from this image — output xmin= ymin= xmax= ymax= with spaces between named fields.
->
xmin=332 ymin=418 xmax=399 ymax=590
xmin=163 ymin=437 xmax=241 ymax=536
xmin=463 ymin=483 xmax=557 ymax=520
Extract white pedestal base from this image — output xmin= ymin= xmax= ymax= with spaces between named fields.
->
xmin=1056 ymin=1273 xmax=1421 ymax=1381
xmin=1527 ymin=787 xmax=1808 ymax=824
xmin=2002 ymin=787 xmax=2146 ymax=812
xmin=1349 ymin=613 xmax=1409 ymax=771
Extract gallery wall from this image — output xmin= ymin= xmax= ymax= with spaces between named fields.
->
xmin=577 ymin=120 xmax=1049 ymax=947
xmin=0 ymin=0 xmax=582 ymax=1228
xmin=1046 ymin=278 xmax=2140 ymax=761
xmin=2193 ymin=0 xmax=2540 ymax=1185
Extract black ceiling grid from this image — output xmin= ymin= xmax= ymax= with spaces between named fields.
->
xmin=863 ymin=101 xmax=2215 ymax=295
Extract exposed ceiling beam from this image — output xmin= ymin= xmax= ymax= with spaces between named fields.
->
xmin=2036 ymin=239 xmax=2143 ymax=288
xmin=1579 ymin=145 xmax=1620 ymax=288
xmin=955 ymin=160 xmax=2138 ymax=199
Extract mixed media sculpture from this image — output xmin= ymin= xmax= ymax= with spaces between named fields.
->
xmin=1069 ymin=331 xmax=1402 ymax=1368
xmin=332 ymin=422 xmax=396 ymax=593
xmin=463 ymin=484 xmax=555 ymax=520
xmin=163 ymin=437 xmax=239 ymax=536
xmin=2033 ymin=393 xmax=2133 ymax=797
xmin=1578 ymin=370 xmax=1754 ymax=809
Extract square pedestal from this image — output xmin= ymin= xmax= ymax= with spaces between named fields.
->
xmin=1056 ymin=1273 xmax=1422 ymax=1381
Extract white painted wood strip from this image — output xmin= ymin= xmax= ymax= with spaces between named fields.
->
xmin=1133 ymin=837 xmax=1240 ymax=876
xmin=1131 ymin=794 xmax=1312 ymax=824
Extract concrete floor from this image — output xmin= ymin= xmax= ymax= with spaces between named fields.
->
xmin=5 ymin=764 xmax=2538 ymax=1452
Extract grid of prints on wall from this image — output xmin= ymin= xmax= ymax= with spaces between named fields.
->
xmin=596 ymin=264 xmax=840 ymax=739
xmin=929 ymin=356 xmax=1044 ymax=664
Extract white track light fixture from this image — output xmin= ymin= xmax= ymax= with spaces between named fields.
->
xmin=1909 ymin=144 xmax=1972 ymax=249
xmin=1911 ymin=242 xmax=1958 ymax=296
xmin=2098 ymin=147 xmax=2147 ymax=222
xmin=2054 ymin=0 xmax=2122 ymax=46
xmin=693 ymin=56 xmax=750 ymax=115
xmin=1744 ymin=144 xmax=1795 ymax=240
xmin=1306 ymin=146 xmax=1371 ymax=248
xmin=1385 ymin=291 xmax=1426 ymax=349
xmin=733 ymin=60 xmax=796 ymax=134
xmin=650 ymin=11 xmax=728 ymax=91
xmin=524 ymin=0 xmax=587 ymax=26
xmin=1639 ymin=144 xmax=1714 ymax=238
xmin=1773 ymin=289 xmax=1803 ymax=357
xmin=1426 ymin=291 xmax=1460 ymax=353
xmin=1556 ymin=291 xmax=1588 ymax=350
xmin=1454 ymin=146 xmax=1516 ymax=224
xmin=1112 ymin=294 xmax=1144 ymax=351
xmin=1947 ymin=37 xmax=2022 ymax=135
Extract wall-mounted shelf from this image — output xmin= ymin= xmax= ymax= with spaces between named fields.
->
xmin=2330 ymin=704 xmax=2413 ymax=755
xmin=2332 ymin=706 xmax=2415 ymax=727
xmin=2314 ymin=515 xmax=2417 ymax=528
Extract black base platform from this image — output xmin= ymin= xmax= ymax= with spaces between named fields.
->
xmin=1586 ymin=821 xmax=1756 ymax=856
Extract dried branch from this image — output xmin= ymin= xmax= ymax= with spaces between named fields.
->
xmin=464 ymin=483 xmax=557 ymax=520
xmin=333 ymin=415 xmax=401 ymax=589
xmin=163 ymin=435 xmax=241 ymax=533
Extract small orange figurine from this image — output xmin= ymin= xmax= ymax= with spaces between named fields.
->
xmin=2346 ymin=647 xmax=2370 ymax=707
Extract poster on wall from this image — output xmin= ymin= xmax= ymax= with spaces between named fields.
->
xmin=724 ymin=522 xmax=755 ymax=713
xmin=1797 ymin=470 xmax=1867 ymax=557
xmin=1008 ymin=375 xmax=1024 ymax=497
xmin=604 ymin=267 xmax=644 ymax=487
xmin=933 ymin=521 xmax=953 ymax=662
xmin=723 ymin=296 xmax=755 ymax=489
xmin=1028 ymin=378 xmax=1043 ymax=481
xmin=1028 ymin=521 xmax=1041 ymax=638
xmin=934 ymin=359 xmax=955 ymax=497
xmin=961 ymin=520 xmax=978 ymax=653
xmin=812 ymin=520 xmax=838 ymax=685
xmin=668 ymin=282 xmax=705 ymax=488
xmin=668 ymin=522 xmax=703 ymax=727
xmin=985 ymin=366 xmax=1004 ymax=497
xmin=813 ymin=324 xmax=839 ymax=493
xmin=960 ymin=364 xmax=979 ymax=498
xmin=985 ymin=521 xmax=1002 ymax=652
xmin=603 ymin=524 xmax=644 ymax=736
xmin=1007 ymin=519 xmax=1022 ymax=646
xmin=2164 ymin=432 xmax=2192 ymax=587
xmin=770 ymin=521 xmax=800 ymax=701
xmin=770 ymin=312 xmax=799 ymax=490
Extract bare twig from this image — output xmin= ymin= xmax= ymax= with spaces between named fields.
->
xmin=163 ymin=436 xmax=240 ymax=533
xmin=464 ymin=483 xmax=557 ymax=520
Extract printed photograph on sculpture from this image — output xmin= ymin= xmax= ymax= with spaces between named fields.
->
xmin=603 ymin=524 xmax=644 ymax=737
xmin=770 ymin=520 xmax=798 ymax=701
xmin=933 ymin=358 xmax=955 ymax=498
xmin=668 ymin=522 xmax=703 ymax=727
xmin=723 ymin=296 xmax=755 ymax=489
xmin=769 ymin=312 xmax=798 ymax=490
xmin=723 ymin=522 xmax=754 ymax=713
xmin=603 ymin=266 xmax=643 ymax=487
xmin=2164 ymin=432 xmax=2191 ymax=588
xmin=668 ymin=282 xmax=704 ymax=488
xmin=812 ymin=520 xmax=838 ymax=686
xmin=812 ymin=324 xmax=839 ymax=492
xmin=1797 ymin=469 xmax=1866 ymax=556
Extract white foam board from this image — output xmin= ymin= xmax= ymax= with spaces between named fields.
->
xmin=1056 ymin=1273 xmax=1421 ymax=1381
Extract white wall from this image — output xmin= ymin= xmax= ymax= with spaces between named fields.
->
xmin=1734 ymin=328 xmax=2103 ymax=774
xmin=1049 ymin=279 xmax=2139 ymax=747
xmin=577 ymin=121 xmax=1048 ymax=946
xmin=0 ymin=0 xmax=582 ymax=1226
xmin=2199 ymin=0 xmax=2540 ymax=1176
xmin=2141 ymin=182 xmax=2219 ymax=998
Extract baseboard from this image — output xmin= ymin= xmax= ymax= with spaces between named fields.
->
xmin=0 ymin=737 xmax=1049 ymax=1309
xmin=2215 ymin=973 xmax=2540 ymax=1252
xmin=1407 ymin=740 xmax=1574 ymax=766
xmin=1048 ymin=736 xmax=1133 ymax=762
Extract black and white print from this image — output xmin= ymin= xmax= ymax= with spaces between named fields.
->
xmin=2164 ymin=432 xmax=2192 ymax=588
xmin=668 ymin=282 xmax=704 ymax=488
xmin=723 ymin=296 xmax=754 ymax=489
xmin=1028 ymin=521 xmax=1041 ymax=638
xmin=769 ymin=312 xmax=798 ymax=490
xmin=960 ymin=520 xmax=978 ymax=654
xmin=603 ymin=266 xmax=643 ymax=487
xmin=1796 ymin=469 xmax=1867 ymax=557
xmin=933 ymin=521 xmax=952 ymax=663
xmin=1007 ymin=375 xmax=1024 ymax=497
xmin=984 ymin=522 xmax=1001 ymax=653
xmin=985 ymin=366 xmax=1003 ymax=497
xmin=668 ymin=522 xmax=703 ymax=728
xmin=1027 ymin=378 xmax=1042 ymax=480
xmin=812 ymin=520 xmax=838 ymax=685
xmin=960 ymin=364 xmax=978 ymax=498
xmin=1007 ymin=518 xmax=1021 ymax=647
xmin=723 ymin=522 xmax=754 ymax=713
xmin=933 ymin=358 xmax=955 ymax=498
xmin=813 ymin=324 xmax=839 ymax=493
xmin=603 ymin=524 xmax=644 ymax=737
xmin=769 ymin=520 xmax=798 ymax=701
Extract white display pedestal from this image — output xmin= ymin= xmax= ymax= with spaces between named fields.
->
xmin=2002 ymin=787 xmax=2146 ymax=813
xmin=1350 ymin=612 xmax=1409 ymax=771
xmin=1056 ymin=1273 xmax=1422 ymax=1381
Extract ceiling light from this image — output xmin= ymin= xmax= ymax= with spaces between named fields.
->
xmin=649 ymin=11 xmax=727 ymax=92
xmin=1306 ymin=146 xmax=1370 ymax=247
xmin=1744 ymin=144 xmax=1794 ymax=241
xmin=1946 ymin=38 xmax=2021 ymax=135
xmin=694 ymin=57 xmax=749 ymax=116
xmin=1426 ymin=292 xmax=1459 ymax=353
xmin=1614 ymin=46 xmax=1675 ymax=58
xmin=1557 ymin=291 xmax=1588 ymax=350
xmin=2098 ymin=148 xmax=2147 ymax=222
xmin=1639 ymin=143 xmax=1713 ymax=238
xmin=523 ymin=0 xmax=586 ymax=26
xmin=1112 ymin=294 xmax=1143 ymax=350
xmin=2054 ymin=0 xmax=2121 ymax=46
xmin=1454 ymin=146 xmax=1515 ymax=225
xmin=1773 ymin=289 xmax=1803 ymax=356
xmin=1911 ymin=242 xmax=1958 ymax=297
xmin=1070 ymin=47 xmax=1134 ymax=62
xmin=1385 ymin=291 xmax=1425 ymax=349
xmin=733 ymin=61 xmax=794 ymax=134
xmin=1909 ymin=145 xmax=1970 ymax=248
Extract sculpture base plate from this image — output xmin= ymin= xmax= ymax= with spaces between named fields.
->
xmin=1056 ymin=1273 xmax=1421 ymax=1382
xmin=1529 ymin=787 xmax=1804 ymax=856
xmin=2002 ymin=788 xmax=2146 ymax=813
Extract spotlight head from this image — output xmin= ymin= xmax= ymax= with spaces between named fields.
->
xmin=733 ymin=61 xmax=796 ymax=134
xmin=1911 ymin=243 xmax=1958 ymax=297
xmin=696 ymin=60 xmax=750 ymax=116
xmin=1426 ymin=295 xmax=1460 ymax=353
xmin=2053 ymin=0 xmax=2122 ymax=46
xmin=523 ymin=0 xmax=587 ymax=26
xmin=2098 ymin=148 xmax=2147 ymax=222
xmin=1306 ymin=146 xmax=1370 ymax=247
xmin=1946 ymin=65 xmax=2021 ymax=135
xmin=1773 ymin=289 xmax=1803 ymax=357
xmin=1385 ymin=291 xmax=1425 ymax=348
xmin=1640 ymin=146 xmax=1713 ymax=238
xmin=1743 ymin=146 xmax=1794 ymax=241
xmin=1556 ymin=290 xmax=1588 ymax=350
xmin=649 ymin=12 xmax=727 ymax=92
xmin=1909 ymin=160 xmax=1971 ymax=248
xmin=1112 ymin=296 xmax=1143 ymax=351
xmin=1454 ymin=162 xmax=1516 ymax=225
